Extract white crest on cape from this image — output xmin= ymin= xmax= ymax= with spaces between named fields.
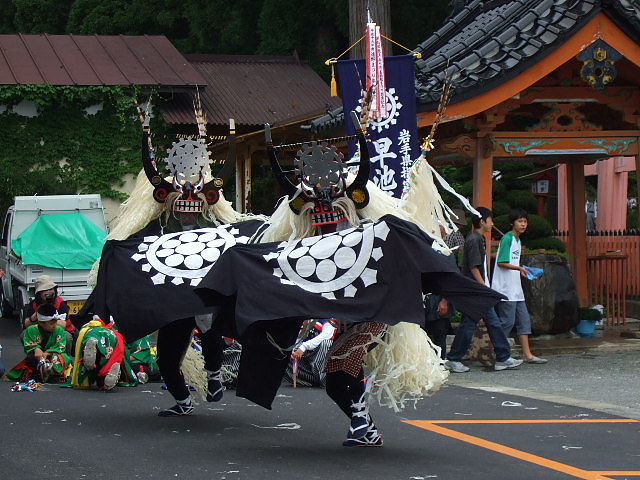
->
xmin=265 ymin=221 xmax=389 ymax=299
xmin=132 ymin=225 xmax=248 ymax=286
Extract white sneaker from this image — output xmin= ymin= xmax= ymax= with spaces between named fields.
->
xmin=524 ymin=355 xmax=548 ymax=364
xmin=83 ymin=337 xmax=98 ymax=369
xmin=444 ymin=360 xmax=470 ymax=373
xmin=494 ymin=357 xmax=524 ymax=371
xmin=103 ymin=363 xmax=120 ymax=390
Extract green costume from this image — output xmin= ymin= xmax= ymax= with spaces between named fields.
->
xmin=127 ymin=335 xmax=159 ymax=377
xmin=4 ymin=324 xmax=71 ymax=382
xmin=71 ymin=320 xmax=137 ymax=389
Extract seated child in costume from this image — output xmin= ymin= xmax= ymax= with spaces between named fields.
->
xmin=127 ymin=334 xmax=161 ymax=383
xmin=22 ymin=275 xmax=75 ymax=356
xmin=4 ymin=303 xmax=71 ymax=383
xmin=71 ymin=316 xmax=138 ymax=390
xmin=285 ymin=318 xmax=337 ymax=387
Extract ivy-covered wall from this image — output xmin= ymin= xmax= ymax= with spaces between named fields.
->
xmin=0 ymin=85 xmax=143 ymax=221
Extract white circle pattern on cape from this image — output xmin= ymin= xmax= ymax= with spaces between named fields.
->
xmin=272 ymin=221 xmax=387 ymax=295
xmin=309 ymin=235 xmax=342 ymax=259
xmin=295 ymin=256 xmax=317 ymax=278
xmin=134 ymin=225 xmax=250 ymax=282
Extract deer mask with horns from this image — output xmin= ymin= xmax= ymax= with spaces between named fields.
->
xmin=141 ymin=102 xmax=236 ymax=218
xmin=265 ymin=111 xmax=370 ymax=233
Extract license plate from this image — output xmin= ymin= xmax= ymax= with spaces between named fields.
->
xmin=67 ymin=301 xmax=85 ymax=315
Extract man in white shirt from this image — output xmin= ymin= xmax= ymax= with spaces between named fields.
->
xmin=285 ymin=318 xmax=337 ymax=387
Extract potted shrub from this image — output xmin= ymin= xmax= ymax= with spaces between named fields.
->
xmin=575 ymin=307 xmax=604 ymax=337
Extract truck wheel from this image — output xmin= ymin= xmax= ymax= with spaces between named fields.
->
xmin=18 ymin=305 xmax=30 ymax=330
xmin=0 ymin=286 xmax=12 ymax=319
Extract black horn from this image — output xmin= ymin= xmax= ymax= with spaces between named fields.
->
xmin=142 ymin=129 xmax=173 ymax=203
xmin=265 ymin=123 xmax=301 ymax=213
xmin=346 ymin=110 xmax=370 ymax=209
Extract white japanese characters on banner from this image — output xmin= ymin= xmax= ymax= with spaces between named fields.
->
xmin=336 ymin=55 xmax=420 ymax=198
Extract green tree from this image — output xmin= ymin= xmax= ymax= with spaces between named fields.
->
xmin=67 ymin=0 xmax=162 ymax=34
xmin=0 ymin=1 xmax=17 ymax=33
xmin=257 ymin=0 xmax=349 ymax=75
xmin=391 ymin=0 xmax=450 ymax=55
xmin=178 ymin=0 xmax=264 ymax=54
xmin=12 ymin=0 xmax=73 ymax=33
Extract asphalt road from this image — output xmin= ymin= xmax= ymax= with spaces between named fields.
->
xmin=2 ymin=318 xmax=640 ymax=480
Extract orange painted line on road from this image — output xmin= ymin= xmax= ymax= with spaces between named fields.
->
xmin=592 ymin=473 xmax=640 ymax=477
xmin=421 ymin=419 xmax=639 ymax=424
xmin=405 ymin=420 xmax=619 ymax=480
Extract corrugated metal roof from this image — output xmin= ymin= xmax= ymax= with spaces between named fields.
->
xmin=163 ymin=54 xmax=341 ymax=127
xmin=415 ymin=0 xmax=640 ymax=110
xmin=0 ymin=34 xmax=206 ymax=88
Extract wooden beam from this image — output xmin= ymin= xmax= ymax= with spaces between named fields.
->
xmin=243 ymin=148 xmax=252 ymax=213
xmin=493 ymin=130 xmax=640 ymax=139
xmin=473 ymin=136 xmax=494 ymax=208
xmin=439 ymin=134 xmax=476 ymax=159
xmin=235 ymin=142 xmax=247 ymax=213
xmin=517 ymin=86 xmax=639 ymax=106
xmin=493 ymin=135 xmax=638 ymax=158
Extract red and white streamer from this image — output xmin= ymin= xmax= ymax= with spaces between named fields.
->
xmin=365 ymin=23 xmax=387 ymax=120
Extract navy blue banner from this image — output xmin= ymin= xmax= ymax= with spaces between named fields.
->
xmin=335 ymin=55 xmax=419 ymax=198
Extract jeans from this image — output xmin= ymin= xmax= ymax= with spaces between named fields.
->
xmin=446 ymin=307 xmax=511 ymax=363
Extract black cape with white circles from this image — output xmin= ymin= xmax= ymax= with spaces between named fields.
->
xmin=195 ymin=214 xmax=505 ymax=408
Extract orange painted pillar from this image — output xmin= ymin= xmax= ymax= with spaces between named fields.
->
xmin=473 ymin=137 xmax=494 ymax=275
xmin=557 ymin=164 xmax=568 ymax=230
xmin=595 ymin=157 xmax=631 ymax=231
xmin=566 ymin=160 xmax=588 ymax=305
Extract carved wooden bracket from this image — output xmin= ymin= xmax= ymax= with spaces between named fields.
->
xmin=482 ymin=134 xmax=497 ymax=157
xmin=440 ymin=134 xmax=476 ymax=159
xmin=527 ymin=102 xmax=600 ymax=132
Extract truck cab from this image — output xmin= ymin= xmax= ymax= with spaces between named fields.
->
xmin=0 ymin=195 xmax=108 ymax=322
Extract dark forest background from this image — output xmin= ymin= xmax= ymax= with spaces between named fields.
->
xmin=0 ymin=0 xmax=451 ymax=79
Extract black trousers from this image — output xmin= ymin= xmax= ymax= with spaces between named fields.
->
xmin=325 ymin=369 xmax=365 ymax=418
xmin=156 ymin=317 xmax=223 ymax=402
xmin=424 ymin=317 xmax=451 ymax=359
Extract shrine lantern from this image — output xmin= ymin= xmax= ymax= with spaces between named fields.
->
xmin=531 ymin=172 xmax=553 ymax=217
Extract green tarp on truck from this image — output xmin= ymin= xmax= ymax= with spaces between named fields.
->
xmin=12 ymin=212 xmax=106 ymax=269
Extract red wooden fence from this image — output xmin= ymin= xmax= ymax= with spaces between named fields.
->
xmin=586 ymin=253 xmax=627 ymax=325
xmin=554 ymin=230 xmax=640 ymax=325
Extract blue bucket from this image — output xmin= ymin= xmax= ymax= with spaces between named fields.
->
xmin=575 ymin=319 xmax=596 ymax=337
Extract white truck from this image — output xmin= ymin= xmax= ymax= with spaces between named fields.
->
xmin=0 ymin=195 xmax=108 ymax=322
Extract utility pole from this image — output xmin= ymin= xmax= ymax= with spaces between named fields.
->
xmin=348 ymin=0 xmax=392 ymax=59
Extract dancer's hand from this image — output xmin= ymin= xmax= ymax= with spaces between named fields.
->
xmin=437 ymin=298 xmax=449 ymax=316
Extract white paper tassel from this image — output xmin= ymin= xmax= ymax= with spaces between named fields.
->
xmin=364 ymin=322 xmax=449 ymax=412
